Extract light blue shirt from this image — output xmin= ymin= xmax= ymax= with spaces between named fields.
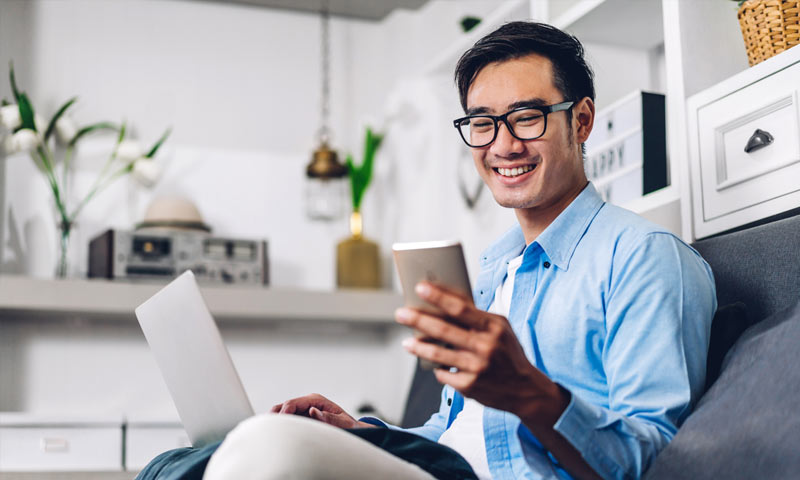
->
xmin=395 ymin=183 xmax=716 ymax=479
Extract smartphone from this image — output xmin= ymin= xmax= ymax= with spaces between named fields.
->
xmin=392 ymin=240 xmax=473 ymax=369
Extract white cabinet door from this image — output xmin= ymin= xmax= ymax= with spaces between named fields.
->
xmin=0 ymin=426 xmax=122 ymax=471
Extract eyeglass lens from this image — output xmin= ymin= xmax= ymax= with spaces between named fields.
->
xmin=458 ymin=108 xmax=545 ymax=147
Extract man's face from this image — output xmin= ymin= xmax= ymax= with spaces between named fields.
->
xmin=466 ymin=54 xmax=589 ymax=213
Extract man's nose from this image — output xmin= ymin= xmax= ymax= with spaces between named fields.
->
xmin=489 ymin=121 xmax=524 ymax=155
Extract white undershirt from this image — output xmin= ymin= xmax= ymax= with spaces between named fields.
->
xmin=437 ymin=254 xmax=524 ymax=480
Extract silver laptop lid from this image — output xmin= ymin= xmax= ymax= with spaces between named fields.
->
xmin=135 ymin=270 xmax=254 ymax=447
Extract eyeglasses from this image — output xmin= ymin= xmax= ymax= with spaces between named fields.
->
xmin=453 ymin=101 xmax=574 ymax=148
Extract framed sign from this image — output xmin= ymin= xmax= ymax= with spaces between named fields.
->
xmin=584 ymin=91 xmax=668 ymax=205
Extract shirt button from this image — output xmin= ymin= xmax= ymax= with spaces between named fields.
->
xmin=447 ymin=398 xmax=452 ymax=406
xmin=543 ymin=261 xmax=551 ymax=268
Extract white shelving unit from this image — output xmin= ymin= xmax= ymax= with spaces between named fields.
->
xmin=0 ymin=275 xmax=402 ymax=326
xmin=423 ymin=0 xmax=529 ymax=75
xmin=551 ymin=0 xmax=664 ymax=51
xmin=523 ymin=0 xmax=751 ymax=240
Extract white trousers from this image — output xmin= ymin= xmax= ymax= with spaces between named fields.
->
xmin=203 ymin=413 xmax=436 ymax=480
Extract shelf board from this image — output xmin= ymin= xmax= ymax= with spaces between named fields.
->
xmin=194 ymin=0 xmax=429 ymax=21
xmin=553 ymin=0 xmax=664 ymax=50
xmin=0 ymin=275 xmax=402 ymax=326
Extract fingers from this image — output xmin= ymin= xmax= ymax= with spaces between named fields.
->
xmin=433 ymin=367 xmax=475 ymax=393
xmin=414 ymin=282 xmax=488 ymax=330
xmin=309 ymin=406 xmax=357 ymax=429
xmin=271 ymin=393 xmax=342 ymax=416
xmin=270 ymin=401 xmax=297 ymax=414
xmin=396 ymin=308 xmax=476 ymax=351
xmin=402 ymin=336 xmax=485 ymax=373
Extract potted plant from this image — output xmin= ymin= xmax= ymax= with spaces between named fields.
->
xmin=336 ymin=126 xmax=383 ymax=289
xmin=1 ymin=63 xmax=170 ymax=277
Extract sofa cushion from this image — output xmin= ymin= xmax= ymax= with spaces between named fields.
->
xmin=691 ymin=213 xmax=800 ymax=324
xmin=645 ymin=298 xmax=800 ymax=479
xmin=704 ymin=302 xmax=750 ymax=392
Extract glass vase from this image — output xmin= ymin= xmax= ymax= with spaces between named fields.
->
xmin=56 ymin=219 xmax=74 ymax=279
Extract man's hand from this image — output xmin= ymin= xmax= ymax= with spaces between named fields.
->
xmin=270 ymin=393 xmax=377 ymax=429
xmin=395 ymin=282 xmax=567 ymax=423
xmin=397 ymin=282 xmax=600 ymax=480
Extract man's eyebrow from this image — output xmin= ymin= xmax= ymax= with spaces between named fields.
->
xmin=466 ymin=106 xmax=490 ymax=115
xmin=507 ymin=98 xmax=549 ymax=110
xmin=465 ymin=98 xmax=550 ymax=116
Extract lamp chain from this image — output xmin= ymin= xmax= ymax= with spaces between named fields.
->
xmin=319 ymin=0 xmax=331 ymax=144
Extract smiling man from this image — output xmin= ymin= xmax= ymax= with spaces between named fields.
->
xmin=200 ymin=21 xmax=716 ymax=480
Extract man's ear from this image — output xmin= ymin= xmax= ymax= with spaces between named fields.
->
xmin=573 ymin=97 xmax=595 ymax=145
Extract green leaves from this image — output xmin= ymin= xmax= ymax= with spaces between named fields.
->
xmin=117 ymin=120 xmax=127 ymax=144
xmin=10 ymin=63 xmax=38 ymax=132
xmin=346 ymin=126 xmax=384 ymax=212
xmin=6 ymin=61 xmax=171 ymax=230
xmin=44 ymin=97 xmax=77 ymax=142
xmin=460 ymin=16 xmax=481 ymax=33
xmin=16 ymin=93 xmax=36 ymax=132
xmin=67 ymin=121 xmax=119 ymax=148
xmin=145 ymin=127 xmax=172 ymax=158
xmin=9 ymin=61 xmax=20 ymax=102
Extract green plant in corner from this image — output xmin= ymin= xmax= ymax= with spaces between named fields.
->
xmin=0 ymin=62 xmax=171 ymax=277
xmin=344 ymin=126 xmax=383 ymax=235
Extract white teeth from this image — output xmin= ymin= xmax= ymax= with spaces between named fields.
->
xmin=497 ymin=165 xmax=534 ymax=177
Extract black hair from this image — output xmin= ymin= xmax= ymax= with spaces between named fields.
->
xmin=454 ymin=21 xmax=595 ymax=113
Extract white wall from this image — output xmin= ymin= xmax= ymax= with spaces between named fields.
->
xmin=585 ymin=42 xmax=666 ymax=111
xmin=0 ymin=0 xmax=359 ymax=287
xmin=1 ymin=0 xmax=353 ymax=154
xmin=0 ymin=316 xmax=414 ymax=424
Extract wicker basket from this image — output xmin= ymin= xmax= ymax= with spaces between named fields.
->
xmin=738 ymin=0 xmax=800 ymax=66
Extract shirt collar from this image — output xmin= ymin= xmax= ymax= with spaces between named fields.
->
xmin=535 ymin=182 xmax=604 ymax=270
xmin=480 ymin=182 xmax=605 ymax=271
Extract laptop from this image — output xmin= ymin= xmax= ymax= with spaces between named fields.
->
xmin=135 ymin=270 xmax=255 ymax=447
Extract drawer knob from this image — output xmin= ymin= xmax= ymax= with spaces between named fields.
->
xmin=744 ymin=128 xmax=774 ymax=153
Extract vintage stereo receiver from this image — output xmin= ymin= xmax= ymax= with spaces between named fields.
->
xmin=88 ymin=229 xmax=269 ymax=285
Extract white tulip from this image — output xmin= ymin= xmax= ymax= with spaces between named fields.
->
xmin=0 ymin=104 xmax=21 ymax=130
xmin=131 ymin=158 xmax=162 ymax=188
xmin=34 ymin=114 xmax=45 ymax=133
xmin=117 ymin=139 xmax=143 ymax=162
xmin=55 ymin=116 xmax=78 ymax=144
xmin=7 ymin=129 xmax=40 ymax=153
xmin=2 ymin=134 xmax=16 ymax=154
